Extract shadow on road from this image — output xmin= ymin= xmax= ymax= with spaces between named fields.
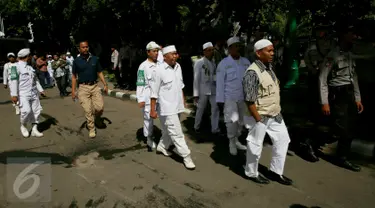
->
xmin=38 ymin=113 xmax=59 ymax=132
xmin=290 ymin=204 xmax=322 ymax=208
xmin=0 ymin=100 xmax=12 ymax=105
xmin=0 ymin=150 xmax=72 ymax=165
xmin=136 ymin=126 xmax=162 ymax=147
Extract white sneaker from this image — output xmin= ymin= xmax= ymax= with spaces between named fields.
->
xmin=15 ymin=105 xmax=20 ymax=115
xmin=156 ymin=145 xmax=172 ymax=157
xmin=183 ymin=155 xmax=196 ymax=170
xmin=20 ymin=125 xmax=29 ymax=138
xmin=31 ymin=125 xmax=43 ymax=137
xmin=229 ymin=139 xmax=238 ymax=156
xmin=235 ymin=137 xmax=247 ymax=150
xmin=147 ymin=137 xmax=156 ymax=149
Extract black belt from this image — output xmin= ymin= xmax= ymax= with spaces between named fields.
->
xmin=79 ymin=81 xmax=97 ymax=85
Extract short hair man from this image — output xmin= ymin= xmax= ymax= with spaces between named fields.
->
xmin=71 ymin=41 xmax=109 ymax=138
xmin=216 ymin=37 xmax=250 ymax=156
xmin=193 ymin=42 xmax=220 ymax=135
xmin=150 ymin=45 xmax=195 ymax=170
xmin=9 ymin=48 xmax=46 ymax=138
xmin=242 ymin=39 xmax=293 ymax=186
xmin=136 ymin=41 xmax=161 ymax=151
xmin=3 ymin=52 xmax=20 ymax=115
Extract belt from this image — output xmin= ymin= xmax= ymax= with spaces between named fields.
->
xmin=79 ymin=81 xmax=98 ymax=86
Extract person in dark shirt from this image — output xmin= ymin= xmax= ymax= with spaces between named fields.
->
xmin=71 ymin=41 xmax=108 ymax=138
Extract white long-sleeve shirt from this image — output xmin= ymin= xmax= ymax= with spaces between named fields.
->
xmin=9 ymin=61 xmax=44 ymax=97
xmin=3 ymin=62 xmax=17 ymax=85
xmin=216 ymin=55 xmax=250 ymax=103
xmin=111 ymin=50 xmax=120 ymax=69
xmin=136 ymin=59 xmax=158 ymax=104
xmin=150 ymin=62 xmax=185 ymax=116
xmin=193 ymin=57 xmax=216 ymax=97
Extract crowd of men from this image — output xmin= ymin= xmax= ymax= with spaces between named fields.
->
xmin=2 ymin=22 xmax=372 ymax=187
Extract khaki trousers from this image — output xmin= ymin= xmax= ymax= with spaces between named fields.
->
xmin=78 ymin=84 xmax=104 ymax=130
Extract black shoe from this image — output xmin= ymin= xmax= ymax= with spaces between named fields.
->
xmin=300 ymin=142 xmax=319 ymax=162
xmin=247 ymin=175 xmax=270 ymax=184
xmin=338 ymin=159 xmax=361 ymax=172
xmin=194 ymin=129 xmax=201 ymax=134
xmin=266 ymin=171 xmax=293 ymax=186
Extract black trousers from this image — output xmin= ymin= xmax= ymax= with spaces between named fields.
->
xmin=55 ymin=76 xmax=67 ymax=95
xmin=329 ymin=84 xmax=357 ymax=159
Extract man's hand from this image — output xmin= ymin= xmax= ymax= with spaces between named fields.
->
xmin=356 ymin=101 xmax=364 ymax=114
xmin=72 ymin=90 xmax=77 ymax=102
xmin=11 ymin=96 xmax=18 ymax=103
xmin=138 ymin=102 xmax=145 ymax=108
xmin=40 ymin=91 xmax=46 ymax=97
xmin=217 ymin=102 xmax=224 ymax=112
xmin=150 ymin=110 xmax=158 ymax=119
xmin=322 ymin=104 xmax=330 ymax=116
xmin=4 ymin=85 xmax=8 ymax=89
xmin=194 ymin=97 xmax=199 ymax=106
xmin=103 ymin=85 xmax=108 ymax=94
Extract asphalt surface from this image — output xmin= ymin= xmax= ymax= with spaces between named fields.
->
xmin=0 ymin=85 xmax=374 ymax=208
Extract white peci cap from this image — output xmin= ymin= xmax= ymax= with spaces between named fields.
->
xmin=17 ymin=48 xmax=31 ymax=58
xmin=162 ymin=45 xmax=177 ymax=55
xmin=146 ymin=41 xmax=161 ymax=50
xmin=254 ymin=39 xmax=273 ymax=52
xmin=203 ymin=42 xmax=213 ymax=50
xmin=7 ymin=52 xmax=15 ymax=57
xmin=227 ymin=37 xmax=240 ymax=47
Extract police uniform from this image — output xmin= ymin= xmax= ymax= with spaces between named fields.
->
xmin=136 ymin=41 xmax=161 ymax=150
xmin=9 ymin=49 xmax=44 ymax=138
xmin=319 ymin=45 xmax=362 ymax=171
xmin=216 ymin=37 xmax=250 ymax=156
xmin=150 ymin=45 xmax=195 ymax=170
xmin=3 ymin=52 xmax=20 ymax=115
xmin=193 ymin=42 xmax=220 ymax=134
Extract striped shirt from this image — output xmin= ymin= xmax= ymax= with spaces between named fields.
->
xmin=242 ymin=60 xmax=283 ymax=124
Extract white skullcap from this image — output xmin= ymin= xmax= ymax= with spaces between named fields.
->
xmin=66 ymin=52 xmax=71 ymax=55
xmin=17 ymin=48 xmax=31 ymax=58
xmin=7 ymin=52 xmax=15 ymax=57
xmin=227 ymin=37 xmax=240 ymax=47
xmin=146 ymin=41 xmax=161 ymax=50
xmin=47 ymin=54 xmax=52 ymax=58
xmin=254 ymin=39 xmax=273 ymax=52
xmin=203 ymin=42 xmax=213 ymax=50
xmin=162 ymin=45 xmax=177 ymax=55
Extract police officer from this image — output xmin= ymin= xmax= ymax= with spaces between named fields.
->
xmin=193 ymin=42 xmax=220 ymax=134
xmin=301 ymin=24 xmax=336 ymax=162
xmin=136 ymin=41 xmax=161 ymax=151
xmin=319 ymin=25 xmax=363 ymax=172
xmin=216 ymin=37 xmax=250 ymax=156
xmin=3 ymin=52 xmax=20 ymax=115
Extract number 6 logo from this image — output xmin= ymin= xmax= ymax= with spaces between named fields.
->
xmin=13 ymin=161 xmax=44 ymax=200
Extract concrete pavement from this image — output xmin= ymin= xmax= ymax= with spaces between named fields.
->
xmin=0 ymin=85 xmax=374 ymax=208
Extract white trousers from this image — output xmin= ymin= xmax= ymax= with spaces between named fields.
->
xmin=158 ymin=114 xmax=191 ymax=158
xmin=224 ymin=100 xmax=245 ymax=139
xmin=194 ymin=94 xmax=220 ymax=132
xmin=142 ymin=104 xmax=154 ymax=138
xmin=244 ymin=116 xmax=290 ymax=177
xmin=19 ymin=95 xmax=42 ymax=125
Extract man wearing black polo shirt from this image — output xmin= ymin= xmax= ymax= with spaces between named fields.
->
xmin=71 ymin=41 xmax=108 ymax=138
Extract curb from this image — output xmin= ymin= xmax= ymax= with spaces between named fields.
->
xmin=100 ymin=88 xmax=193 ymax=115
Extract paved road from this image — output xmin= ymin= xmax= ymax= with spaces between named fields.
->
xmin=0 ymin=85 xmax=374 ymax=208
